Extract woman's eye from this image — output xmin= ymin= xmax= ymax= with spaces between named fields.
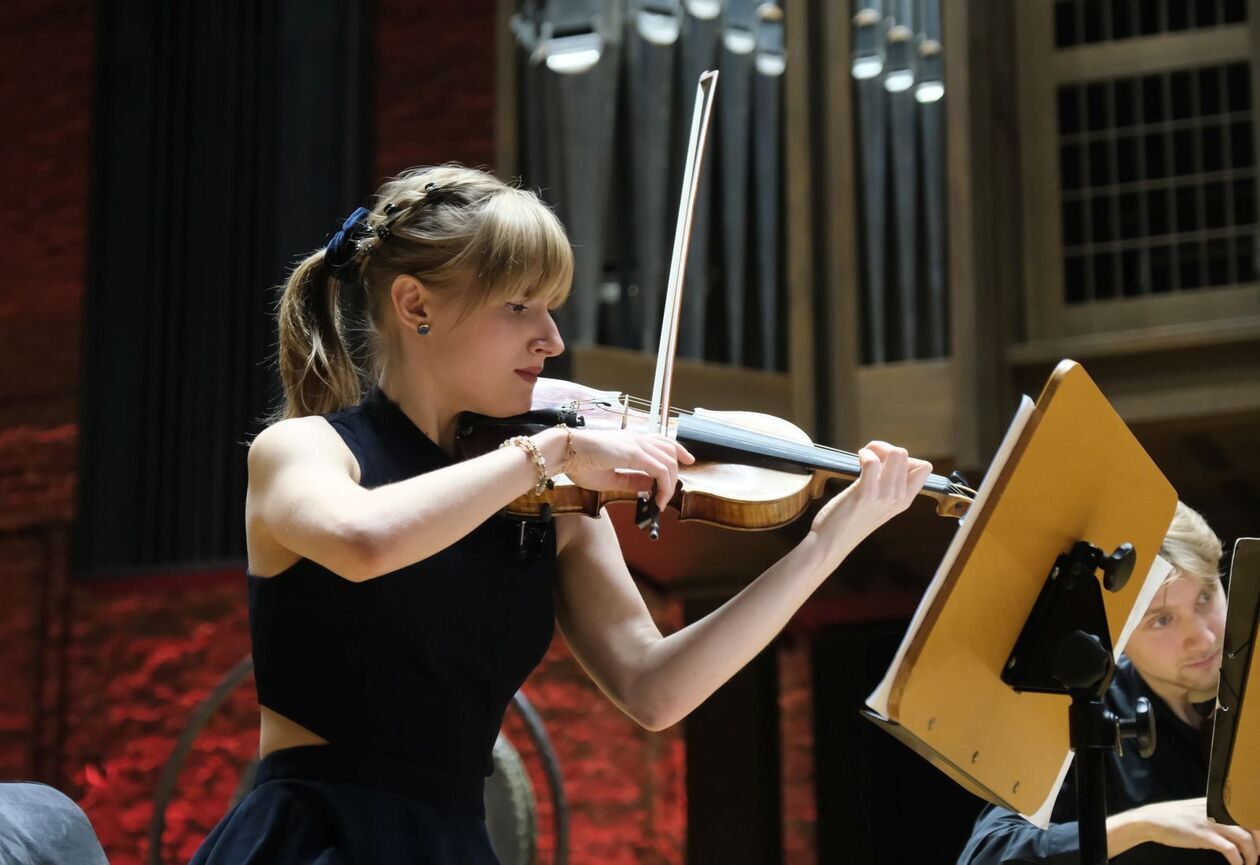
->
xmin=507 ymin=303 xmax=529 ymax=314
xmin=1197 ymin=590 xmax=1211 ymax=605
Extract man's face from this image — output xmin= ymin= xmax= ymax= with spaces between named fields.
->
xmin=1125 ymin=574 xmax=1226 ymax=702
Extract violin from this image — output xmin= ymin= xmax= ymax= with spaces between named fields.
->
xmin=455 ymin=378 xmax=975 ymax=532
xmin=457 ymin=71 xmax=974 ymax=536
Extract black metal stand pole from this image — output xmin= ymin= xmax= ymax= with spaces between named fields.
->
xmin=1003 ymin=542 xmax=1155 ymax=865
xmin=1070 ymin=694 xmax=1113 ymax=865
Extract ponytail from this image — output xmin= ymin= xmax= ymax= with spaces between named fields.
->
xmin=275 ymin=250 xmax=362 ymax=419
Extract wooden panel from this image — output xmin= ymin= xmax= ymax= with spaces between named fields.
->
xmin=947 ymin=0 xmax=1019 ymax=469
xmin=1018 ymin=0 xmax=1065 ymax=342
xmin=1017 ymin=0 xmax=1260 ymax=345
xmin=1059 ymin=285 xmax=1260 ymax=338
xmin=1051 ymin=26 xmax=1251 ymax=82
xmin=856 ymin=360 xmax=954 ymax=461
xmin=819 ymin=0 xmax=860 ymax=448
xmin=1253 ymin=0 xmax=1260 ymax=178
xmin=571 ymin=344 xmax=794 ymax=418
xmin=785 ymin=0 xmax=818 ymax=440
xmin=1009 ymin=315 xmax=1260 ymax=363
xmin=493 ymin=0 xmax=517 ymax=178
xmin=1012 ymin=338 xmax=1260 ymax=425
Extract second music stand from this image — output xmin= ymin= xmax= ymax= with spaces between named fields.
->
xmin=1209 ymin=537 xmax=1260 ymax=828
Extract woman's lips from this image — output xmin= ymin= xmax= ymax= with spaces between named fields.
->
xmin=515 ymin=369 xmax=540 ymax=383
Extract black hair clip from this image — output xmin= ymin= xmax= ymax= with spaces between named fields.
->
xmin=325 ymin=207 xmax=373 ymax=282
xmin=376 ymin=201 xmax=409 ymax=240
xmin=424 ymin=182 xmax=438 ymax=193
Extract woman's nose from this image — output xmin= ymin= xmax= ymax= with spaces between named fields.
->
xmin=533 ymin=317 xmax=564 ymax=357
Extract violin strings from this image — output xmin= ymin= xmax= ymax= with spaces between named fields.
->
xmin=610 ymin=395 xmax=866 ymax=461
xmin=567 ymin=396 xmax=974 ymax=500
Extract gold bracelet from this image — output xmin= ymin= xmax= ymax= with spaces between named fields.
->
xmin=500 ymin=435 xmax=549 ymax=495
xmin=554 ymin=424 xmax=577 ymax=475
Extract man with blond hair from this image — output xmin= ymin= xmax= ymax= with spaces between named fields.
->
xmin=958 ymin=502 xmax=1260 ymax=865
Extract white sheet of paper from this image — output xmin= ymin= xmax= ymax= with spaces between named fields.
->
xmin=1028 ymin=755 xmax=1075 ymax=828
xmin=1116 ymin=555 xmax=1173 ymax=655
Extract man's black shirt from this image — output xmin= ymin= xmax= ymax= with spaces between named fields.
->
xmin=957 ymin=656 xmax=1219 ymax=864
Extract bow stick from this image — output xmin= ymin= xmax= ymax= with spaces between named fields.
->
xmin=637 ymin=69 xmax=720 ymax=540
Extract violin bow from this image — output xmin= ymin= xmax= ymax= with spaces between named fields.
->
xmin=638 ymin=69 xmax=720 ymax=540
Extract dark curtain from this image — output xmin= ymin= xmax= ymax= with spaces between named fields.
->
xmin=813 ymin=622 xmax=984 ymax=865
xmin=76 ymin=0 xmax=373 ymax=576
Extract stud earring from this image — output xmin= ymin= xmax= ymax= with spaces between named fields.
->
xmin=417 ymin=322 xmax=431 ymax=336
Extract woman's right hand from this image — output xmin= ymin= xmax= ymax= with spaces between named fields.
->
xmin=540 ymin=427 xmax=695 ymax=511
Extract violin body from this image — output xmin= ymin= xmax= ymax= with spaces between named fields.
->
xmin=455 ymin=378 xmax=973 ymax=530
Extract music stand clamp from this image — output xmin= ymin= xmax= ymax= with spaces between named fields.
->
xmin=1002 ymin=540 xmax=1157 ymax=865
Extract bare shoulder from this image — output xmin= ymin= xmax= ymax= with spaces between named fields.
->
xmin=248 ymin=415 xmax=359 ymax=483
xmin=246 ymin=416 xmax=361 ymax=576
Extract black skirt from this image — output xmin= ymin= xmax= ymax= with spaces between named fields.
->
xmin=189 ymin=745 xmax=498 ymax=865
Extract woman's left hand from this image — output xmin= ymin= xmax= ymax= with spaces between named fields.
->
xmin=808 ymin=440 xmax=932 ymax=562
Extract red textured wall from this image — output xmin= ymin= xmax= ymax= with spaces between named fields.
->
xmin=778 ymin=635 xmax=817 ymax=865
xmin=375 ymin=0 xmax=499 ymax=176
xmin=0 ymin=0 xmax=94 ymax=793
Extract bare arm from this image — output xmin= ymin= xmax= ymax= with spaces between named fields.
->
xmin=247 ymin=416 xmax=690 ymax=583
xmin=554 ymin=442 xmax=930 ymax=731
xmin=247 ymin=416 xmax=564 ymax=581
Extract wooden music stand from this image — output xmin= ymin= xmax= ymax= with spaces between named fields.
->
xmin=1209 ymin=537 xmax=1260 ymax=828
xmin=865 ymin=360 xmax=1177 ymax=825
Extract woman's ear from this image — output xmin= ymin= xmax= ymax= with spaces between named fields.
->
xmin=390 ymin=274 xmax=431 ymax=330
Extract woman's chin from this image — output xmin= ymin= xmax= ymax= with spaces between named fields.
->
xmin=498 ymin=392 xmax=534 ymax=418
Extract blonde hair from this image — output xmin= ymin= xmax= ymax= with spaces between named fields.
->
xmin=275 ymin=164 xmax=573 ymax=419
xmin=1159 ymin=501 xmax=1223 ymax=585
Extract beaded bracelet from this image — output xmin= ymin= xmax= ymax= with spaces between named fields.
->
xmin=500 ymin=435 xmax=549 ymax=495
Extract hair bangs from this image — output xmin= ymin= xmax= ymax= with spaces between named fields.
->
xmin=465 ymin=187 xmax=573 ymax=310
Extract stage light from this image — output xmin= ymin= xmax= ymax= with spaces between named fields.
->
xmin=851 ymin=5 xmax=885 ymax=80
xmin=915 ymin=38 xmax=944 ymax=102
xmin=882 ymin=23 xmax=915 ymax=93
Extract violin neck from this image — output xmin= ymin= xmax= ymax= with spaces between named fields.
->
xmin=674 ymin=414 xmax=966 ymax=511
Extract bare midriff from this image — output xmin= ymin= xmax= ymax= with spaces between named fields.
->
xmin=259 ymin=705 xmax=329 ymax=759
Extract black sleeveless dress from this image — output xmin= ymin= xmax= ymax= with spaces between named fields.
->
xmin=189 ymin=387 xmax=557 ymax=864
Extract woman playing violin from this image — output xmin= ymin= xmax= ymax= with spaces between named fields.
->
xmin=190 ymin=164 xmax=933 ymax=864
